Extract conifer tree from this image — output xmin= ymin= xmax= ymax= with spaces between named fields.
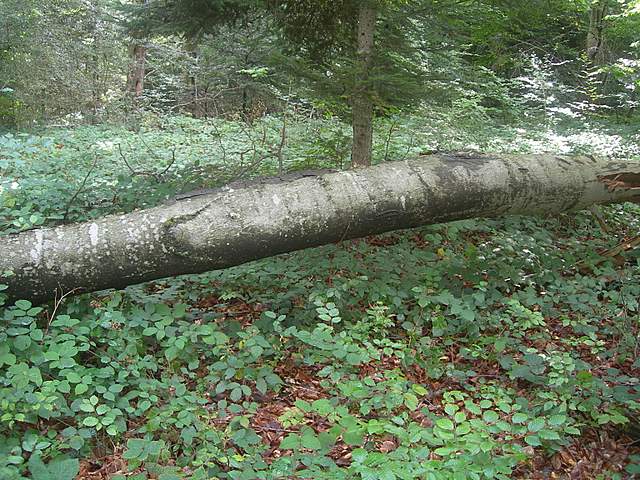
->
xmin=127 ymin=0 xmax=430 ymax=167
xmin=253 ymin=0 xmax=430 ymax=166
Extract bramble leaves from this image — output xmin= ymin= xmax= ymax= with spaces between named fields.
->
xmin=2 ymin=117 xmax=640 ymax=478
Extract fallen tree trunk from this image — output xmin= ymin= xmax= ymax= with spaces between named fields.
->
xmin=3 ymin=153 xmax=640 ymax=305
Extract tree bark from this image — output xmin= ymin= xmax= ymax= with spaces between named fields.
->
xmin=586 ymin=0 xmax=608 ymax=64
xmin=351 ymin=3 xmax=376 ymax=168
xmin=127 ymin=43 xmax=146 ymax=98
xmin=126 ymin=0 xmax=148 ymax=99
xmin=3 ymin=154 xmax=640 ymax=305
xmin=184 ymin=41 xmax=202 ymax=117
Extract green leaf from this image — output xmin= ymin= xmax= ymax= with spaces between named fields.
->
xmin=434 ymin=446 xmax=456 ymax=456
xmin=14 ymin=335 xmax=31 ymax=351
xmin=165 ymin=346 xmax=179 ymax=362
xmin=404 ymin=393 xmax=418 ymax=410
xmin=454 ymin=411 xmax=466 ymax=424
xmin=75 ymin=383 xmax=89 ymax=395
xmin=69 ymin=436 xmax=85 ymax=450
xmin=109 ymin=383 xmax=124 ymax=395
xmin=435 ymin=418 xmax=454 ymax=430
xmin=159 ymin=474 xmax=181 ymax=480
xmin=29 ymin=367 xmax=43 ymax=386
xmin=343 ymin=428 xmax=364 ymax=446
xmin=494 ymin=338 xmax=507 ymax=353
xmin=626 ymin=463 xmax=640 ymax=474
xmin=346 ymin=352 xmax=363 ymax=365
xmin=83 ymin=416 xmax=99 ymax=427
xmin=27 ymin=307 xmax=43 ymax=316
xmin=512 ymin=412 xmax=528 ymax=423
xmin=123 ymin=439 xmax=146 ymax=458
xmin=444 ymin=404 xmax=458 ymax=416
xmin=412 ymin=384 xmax=428 ymax=396
xmin=538 ymin=429 xmax=561 ymax=440
xmin=256 ymin=377 xmax=267 ymax=394
xmin=230 ymin=387 xmax=242 ymax=402
xmin=15 ymin=299 xmax=32 ymax=310
xmin=96 ymin=405 xmax=110 ymax=415
xmin=524 ymin=435 xmax=541 ymax=446
xmin=57 ymin=381 xmax=71 ymax=393
xmin=28 ymin=454 xmax=48 ymax=479
xmin=311 ymin=398 xmax=333 ymax=416
xmin=279 ymin=434 xmax=300 ymax=450
xmin=455 ymin=422 xmax=472 ymax=435
xmin=30 ymin=328 xmax=43 ymax=341
xmin=29 ymin=454 xmax=79 ymax=480
xmin=565 ymin=426 xmax=581 ymax=435
xmin=301 ymin=429 xmax=322 ymax=450
xmin=181 ymin=426 xmax=197 ymax=445
xmin=173 ymin=303 xmax=187 ymax=318
xmin=465 ymin=401 xmax=482 ymax=416
xmin=249 ymin=345 xmax=264 ymax=357
xmin=0 ymin=346 xmax=16 ymax=366
xmin=482 ymin=410 xmax=499 ymax=423
xmin=66 ymin=371 xmax=82 ymax=383
xmin=548 ymin=414 xmax=567 ymax=426
xmin=47 ymin=457 xmax=80 ymax=480
xmin=142 ymin=327 xmax=157 ymax=336
xmin=527 ymin=418 xmax=545 ymax=432
xmin=213 ymin=332 xmax=229 ymax=345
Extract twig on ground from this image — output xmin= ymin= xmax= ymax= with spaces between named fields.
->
xmin=44 ymin=287 xmax=81 ymax=336
xmin=62 ymin=155 xmax=99 ymax=223
xmin=117 ymin=142 xmax=177 ymax=183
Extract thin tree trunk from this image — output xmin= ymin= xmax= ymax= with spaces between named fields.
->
xmin=127 ymin=44 xmax=146 ymax=97
xmin=126 ymin=0 xmax=148 ymax=99
xmin=183 ymin=41 xmax=201 ymax=116
xmin=584 ymin=1 xmax=612 ymax=106
xmin=586 ymin=0 xmax=608 ymax=64
xmin=89 ymin=3 xmax=102 ymax=121
xmin=351 ymin=3 xmax=376 ymax=168
xmin=3 ymin=154 xmax=640 ymax=305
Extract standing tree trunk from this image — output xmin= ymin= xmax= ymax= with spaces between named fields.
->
xmin=127 ymin=43 xmax=146 ymax=98
xmin=185 ymin=43 xmax=201 ymax=117
xmin=3 ymin=153 xmax=640 ymax=305
xmin=586 ymin=0 xmax=608 ymax=64
xmin=351 ymin=3 xmax=376 ymax=168
xmin=584 ymin=0 xmax=612 ymax=107
xmin=126 ymin=0 xmax=148 ymax=100
xmin=88 ymin=2 xmax=103 ymax=121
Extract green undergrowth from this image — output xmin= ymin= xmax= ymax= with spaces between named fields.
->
xmin=1 ymin=113 xmax=640 ymax=479
xmin=1 ymin=110 xmax=639 ymax=234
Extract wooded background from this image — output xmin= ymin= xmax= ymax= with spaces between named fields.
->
xmin=2 ymin=2 xmax=640 ymax=480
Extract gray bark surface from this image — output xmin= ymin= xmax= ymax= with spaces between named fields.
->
xmin=127 ymin=44 xmax=146 ymax=97
xmin=587 ymin=0 xmax=608 ymax=63
xmin=2 ymin=153 xmax=640 ymax=305
xmin=351 ymin=4 xmax=376 ymax=167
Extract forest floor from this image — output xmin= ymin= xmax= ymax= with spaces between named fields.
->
xmin=1 ymin=112 xmax=640 ymax=479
